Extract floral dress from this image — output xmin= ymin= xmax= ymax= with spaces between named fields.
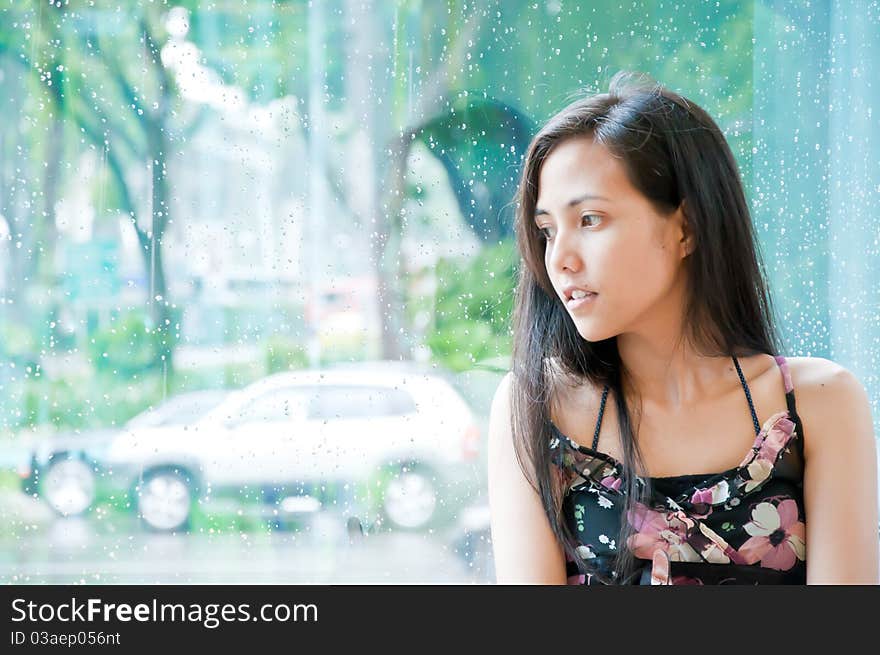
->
xmin=548 ymin=354 xmax=807 ymax=585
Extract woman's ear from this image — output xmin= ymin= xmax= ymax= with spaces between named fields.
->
xmin=677 ymin=199 xmax=694 ymax=258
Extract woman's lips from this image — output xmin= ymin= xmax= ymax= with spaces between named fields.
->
xmin=567 ymin=292 xmax=597 ymax=310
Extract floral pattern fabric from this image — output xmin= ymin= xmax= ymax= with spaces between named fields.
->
xmin=549 ymin=354 xmax=807 ymax=585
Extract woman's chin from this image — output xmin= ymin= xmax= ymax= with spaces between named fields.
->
xmin=574 ymin=322 xmax=614 ymax=343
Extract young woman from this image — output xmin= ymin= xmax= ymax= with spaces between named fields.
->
xmin=487 ymin=71 xmax=879 ymax=585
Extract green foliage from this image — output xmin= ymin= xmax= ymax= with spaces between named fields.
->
xmin=88 ymin=309 xmax=181 ymax=378
xmin=427 ymin=241 xmax=516 ymax=372
xmin=7 ymin=359 xmax=268 ymax=434
xmin=265 ymin=335 xmax=310 ymax=373
xmin=13 ymin=372 xmax=166 ymax=432
xmin=0 ymin=321 xmax=38 ymax=366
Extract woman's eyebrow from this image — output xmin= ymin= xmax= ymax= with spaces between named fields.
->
xmin=534 ymin=193 xmax=610 ymax=218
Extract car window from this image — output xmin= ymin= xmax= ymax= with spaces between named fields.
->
xmin=155 ymin=399 xmax=226 ymax=427
xmin=127 ymin=393 xmax=229 ymax=429
xmin=229 ymin=389 xmax=308 ymax=426
xmin=307 ymin=385 xmax=416 ymax=420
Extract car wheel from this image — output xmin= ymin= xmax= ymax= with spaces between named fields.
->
xmin=41 ymin=455 xmax=96 ymax=517
xmin=137 ymin=467 xmax=193 ymax=532
xmin=380 ymin=463 xmax=439 ymax=531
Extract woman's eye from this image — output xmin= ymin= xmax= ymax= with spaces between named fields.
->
xmin=538 ymin=215 xmax=601 ymax=241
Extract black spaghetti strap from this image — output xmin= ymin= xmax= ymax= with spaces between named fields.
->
xmin=733 ymin=355 xmax=762 ymax=436
xmin=786 ymin=387 xmax=807 ymax=461
xmin=591 ymin=385 xmax=609 ymax=450
xmin=592 ymin=357 xmax=762 ymax=450
xmin=775 ymin=354 xmax=806 ymax=460
xmin=784 ymin=385 xmax=800 ymax=420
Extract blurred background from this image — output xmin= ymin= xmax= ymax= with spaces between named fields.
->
xmin=0 ymin=0 xmax=877 ymax=584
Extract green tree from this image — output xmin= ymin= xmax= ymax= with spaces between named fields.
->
xmin=427 ymin=241 xmax=516 ymax=372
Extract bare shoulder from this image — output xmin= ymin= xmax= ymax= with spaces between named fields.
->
xmin=490 ymin=370 xmax=514 ymax=415
xmin=488 ymin=371 xmax=517 ymax=455
xmin=487 ymin=369 xmax=568 ymax=583
xmin=785 ymin=356 xmax=868 ymax=400
xmin=785 ymin=356 xmax=879 ymax=583
xmin=784 ymin=356 xmax=875 ymax=456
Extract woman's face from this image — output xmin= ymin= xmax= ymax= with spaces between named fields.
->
xmin=535 ymin=135 xmax=690 ymax=342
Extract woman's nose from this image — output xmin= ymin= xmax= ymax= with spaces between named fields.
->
xmin=548 ymin=230 xmax=582 ymax=273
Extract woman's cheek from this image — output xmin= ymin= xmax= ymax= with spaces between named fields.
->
xmin=620 ymin=240 xmax=663 ymax=286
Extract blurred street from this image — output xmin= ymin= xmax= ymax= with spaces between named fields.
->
xmin=0 ymin=490 xmax=493 ymax=584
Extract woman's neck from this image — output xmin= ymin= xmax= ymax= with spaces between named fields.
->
xmin=616 ymin=331 xmax=732 ymax=411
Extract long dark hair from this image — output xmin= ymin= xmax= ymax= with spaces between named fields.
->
xmin=509 ymin=70 xmax=784 ymax=584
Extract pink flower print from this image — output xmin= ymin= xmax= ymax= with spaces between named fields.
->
xmin=696 ymin=479 xmax=729 ymax=504
xmin=691 ymin=488 xmax=714 ymax=505
xmin=600 ymin=475 xmax=622 ymax=491
xmin=743 ymin=458 xmax=774 ymax=493
xmin=650 ymin=549 xmax=670 ymax=585
xmin=759 ymin=416 xmax=795 ymax=457
xmin=738 ymin=499 xmax=806 ymax=570
xmin=626 ymin=502 xmax=701 ymax=563
xmin=699 ymin=539 xmax=731 ymax=564
xmin=689 ymin=491 xmax=713 ymax=519
xmin=689 ymin=479 xmax=730 ymax=517
xmin=742 ymin=415 xmax=794 ymax=493
xmin=684 ymin=520 xmax=744 ymax=565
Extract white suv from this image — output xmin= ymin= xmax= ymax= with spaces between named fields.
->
xmin=104 ymin=366 xmax=482 ymax=532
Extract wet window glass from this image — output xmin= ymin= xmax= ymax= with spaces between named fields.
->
xmin=307 ymin=386 xmax=416 ymax=420
xmin=231 ymin=389 xmax=309 ymax=425
xmin=0 ymin=1 xmax=876 ymax=585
